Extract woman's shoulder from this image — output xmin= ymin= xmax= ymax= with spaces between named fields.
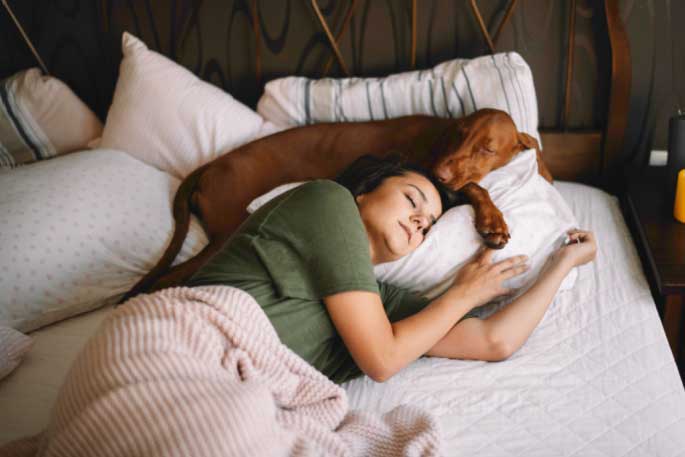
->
xmin=298 ymin=179 xmax=351 ymax=196
xmin=254 ymin=179 xmax=358 ymax=231
xmin=287 ymin=179 xmax=355 ymax=207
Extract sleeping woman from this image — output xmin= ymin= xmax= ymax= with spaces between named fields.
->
xmin=186 ymin=155 xmax=597 ymax=384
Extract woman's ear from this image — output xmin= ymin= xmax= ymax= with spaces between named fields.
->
xmin=355 ymin=193 xmax=366 ymax=204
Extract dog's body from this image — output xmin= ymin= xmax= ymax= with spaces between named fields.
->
xmin=124 ymin=109 xmax=553 ymax=300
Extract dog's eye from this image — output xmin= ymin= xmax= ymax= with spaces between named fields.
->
xmin=478 ymin=145 xmax=496 ymax=155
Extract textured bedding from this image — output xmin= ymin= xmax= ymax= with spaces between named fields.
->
xmin=343 ymin=182 xmax=685 ymax=456
xmin=2 ymin=286 xmax=440 ymax=456
xmin=1 ymin=181 xmax=684 ymax=455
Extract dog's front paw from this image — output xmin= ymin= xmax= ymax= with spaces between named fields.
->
xmin=476 ymin=210 xmax=510 ymax=249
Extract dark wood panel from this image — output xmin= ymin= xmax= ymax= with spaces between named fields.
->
xmin=540 ymin=130 xmax=602 ymax=183
xmin=626 ymin=167 xmax=685 ymax=292
xmin=0 ymin=1 xmax=612 ymax=126
xmin=664 ymin=294 xmax=683 ymax=358
xmin=0 ymin=0 xmax=642 ymax=186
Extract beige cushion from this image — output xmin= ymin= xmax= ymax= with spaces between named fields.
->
xmin=0 ymin=68 xmax=102 ymax=168
xmin=99 ymin=32 xmax=269 ymax=179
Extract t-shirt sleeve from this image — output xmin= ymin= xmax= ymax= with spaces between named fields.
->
xmin=379 ymin=282 xmax=431 ymax=322
xmin=252 ymin=180 xmax=380 ymax=300
xmin=380 ymin=282 xmax=480 ymax=323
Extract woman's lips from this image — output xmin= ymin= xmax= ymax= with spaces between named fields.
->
xmin=399 ymin=221 xmax=411 ymax=243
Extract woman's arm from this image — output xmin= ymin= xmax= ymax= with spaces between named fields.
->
xmin=324 ymin=249 xmax=529 ymax=382
xmin=426 ymin=258 xmax=572 ymax=361
xmin=325 ymin=288 xmax=472 ymax=382
xmin=427 ymin=229 xmax=597 ymax=361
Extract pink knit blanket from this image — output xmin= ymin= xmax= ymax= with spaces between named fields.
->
xmin=2 ymin=286 xmax=441 ymax=456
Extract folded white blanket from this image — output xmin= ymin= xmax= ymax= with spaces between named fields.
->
xmin=1 ymin=286 xmax=440 ymax=457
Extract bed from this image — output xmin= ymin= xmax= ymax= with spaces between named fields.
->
xmin=1 ymin=0 xmax=684 ymax=455
xmin=2 ymin=180 xmax=684 ymax=454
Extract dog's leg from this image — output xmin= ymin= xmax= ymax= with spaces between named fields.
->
xmin=459 ymin=182 xmax=510 ymax=249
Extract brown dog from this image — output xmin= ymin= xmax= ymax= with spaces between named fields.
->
xmin=123 ymin=108 xmax=552 ymax=300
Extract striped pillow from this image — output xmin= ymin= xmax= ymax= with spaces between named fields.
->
xmin=257 ymin=52 xmax=540 ymax=144
xmin=0 ymin=68 xmax=102 ymax=169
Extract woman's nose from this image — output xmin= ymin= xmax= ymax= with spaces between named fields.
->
xmin=411 ymin=216 xmax=427 ymax=233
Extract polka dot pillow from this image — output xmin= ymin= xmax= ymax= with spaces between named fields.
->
xmin=0 ymin=149 xmax=208 ymax=332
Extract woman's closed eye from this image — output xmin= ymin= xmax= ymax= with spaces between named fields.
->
xmin=405 ymin=193 xmax=416 ymax=208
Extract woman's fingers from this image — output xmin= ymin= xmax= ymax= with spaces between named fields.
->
xmin=570 ymin=232 xmax=594 ymax=245
xmin=567 ymin=229 xmax=592 ymax=240
xmin=493 ymin=254 xmax=528 ymax=273
xmin=501 ymin=263 xmax=530 ymax=279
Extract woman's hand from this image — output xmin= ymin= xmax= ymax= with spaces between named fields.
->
xmin=447 ymin=248 xmax=529 ymax=307
xmin=554 ymin=229 xmax=597 ymax=268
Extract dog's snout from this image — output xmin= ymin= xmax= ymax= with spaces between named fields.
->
xmin=435 ymin=167 xmax=453 ymax=184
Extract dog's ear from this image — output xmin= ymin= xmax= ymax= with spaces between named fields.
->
xmin=517 ymin=132 xmax=539 ymax=151
xmin=518 ymin=132 xmax=554 ymax=183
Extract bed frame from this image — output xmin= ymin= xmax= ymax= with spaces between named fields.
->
xmin=89 ymin=1 xmax=630 ymax=190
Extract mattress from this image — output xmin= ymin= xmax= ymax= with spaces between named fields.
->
xmin=0 ymin=305 xmax=112 ymax=442
xmin=1 ymin=182 xmax=684 ymax=455
xmin=343 ymin=182 xmax=685 ymax=456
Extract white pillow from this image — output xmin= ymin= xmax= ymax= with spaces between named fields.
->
xmin=246 ymin=150 xmax=577 ymax=301
xmin=374 ymin=149 xmax=577 ymax=300
xmin=0 ymin=326 xmax=32 ymax=380
xmin=98 ymin=32 xmax=270 ymax=179
xmin=257 ymin=52 xmax=540 ymax=144
xmin=0 ymin=149 xmax=208 ymax=332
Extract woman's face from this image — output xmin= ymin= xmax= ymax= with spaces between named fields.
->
xmin=356 ymin=172 xmax=443 ymax=264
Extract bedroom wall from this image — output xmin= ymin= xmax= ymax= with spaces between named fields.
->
xmin=0 ymin=0 xmax=682 ymax=170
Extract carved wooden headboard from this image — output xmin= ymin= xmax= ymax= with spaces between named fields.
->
xmin=27 ymin=0 xmax=631 ymax=189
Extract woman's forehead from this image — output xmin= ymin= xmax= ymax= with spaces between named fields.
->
xmin=398 ymin=172 xmax=435 ymax=192
xmin=396 ymin=172 xmax=442 ymax=213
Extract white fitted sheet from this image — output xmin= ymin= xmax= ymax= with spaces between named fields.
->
xmin=1 ymin=182 xmax=684 ymax=454
xmin=343 ymin=182 xmax=685 ymax=456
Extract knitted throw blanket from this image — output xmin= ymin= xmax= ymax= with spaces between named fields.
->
xmin=2 ymin=286 xmax=441 ymax=456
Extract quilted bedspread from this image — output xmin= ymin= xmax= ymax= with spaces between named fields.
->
xmin=342 ymin=182 xmax=685 ymax=456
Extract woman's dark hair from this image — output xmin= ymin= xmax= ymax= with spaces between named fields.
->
xmin=335 ymin=154 xmax=461 ymax=212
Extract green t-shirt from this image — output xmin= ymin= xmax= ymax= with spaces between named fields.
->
xmin=187 ymin=180 xmax=430 ymax=384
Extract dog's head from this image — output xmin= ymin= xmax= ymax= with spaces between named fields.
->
xmin=427 ymin=108 xmax=539 ymax=191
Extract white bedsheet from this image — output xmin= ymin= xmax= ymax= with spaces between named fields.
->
xmin=343 ymin=182 xmax=685 ymax=456
xmin=0 ymin=305 xmax=112 ymax=442
xmin=1 ymin=182 xmax=684 ymax=455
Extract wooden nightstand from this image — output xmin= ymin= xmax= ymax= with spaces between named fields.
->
xmin=621 ymin=167 xmax=685 ymax=381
